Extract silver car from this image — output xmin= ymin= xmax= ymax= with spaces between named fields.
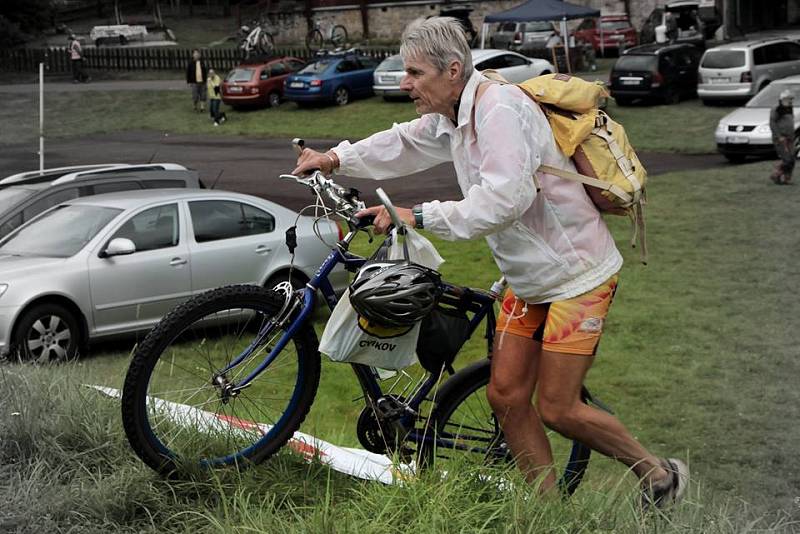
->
xmin=373 ymin=54 xmax=407 ymax=99
xmin=490 ymin=21 xmax=556 ymax=51
xmin=714 ymin=76 xmax=800 ymax=162
xmin=699 ymin=38 xmax=800 ymax=104
xmin=0 ymin=189 xmax=347 ymax=362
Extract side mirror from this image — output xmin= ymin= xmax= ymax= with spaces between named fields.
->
xmin=101 ymin=237 xmax=136 ymax=258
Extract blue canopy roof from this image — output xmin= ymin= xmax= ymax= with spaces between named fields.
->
xmin=484 ymin=0 xmax=600 ymax=22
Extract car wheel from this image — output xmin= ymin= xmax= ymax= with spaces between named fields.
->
xmin=614 ymin=97 xmax=632 ymax=106
xmin=664 ymin=89 xmax=680 ymax=105
xmin=723 ymin=153 xmax=746 ymax=164
xmin=268 ymin=92 xmax=281 ymax=108
xmin=12 ymin=303 xmax=81 ymax=363
xmin=334 ymin=86 xmax=350 ymax=106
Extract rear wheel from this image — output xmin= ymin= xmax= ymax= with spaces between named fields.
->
xmin=306 ymin=29 xmax=323 ymax=52
xmin=334 ymin=86 xmax=350 ymax=106
xmin=330 ymin=25 xmax=348 ymax=47
xmin=423 ymin=360 xmax=591 ymax=496
xmin=121 ymin=284 xmax=320 ymax=476
xmin=268 ymin=91 xmax=281 ymax=108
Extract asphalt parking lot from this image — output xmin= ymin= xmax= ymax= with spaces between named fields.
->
xmin=0 ymin=131 xmax=729 ymax=212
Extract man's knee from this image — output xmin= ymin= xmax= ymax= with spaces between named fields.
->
xmin=537 ymin=395 xmax=580 ymax=434
xmin=486 ymin=379 xmax=533 ymax=418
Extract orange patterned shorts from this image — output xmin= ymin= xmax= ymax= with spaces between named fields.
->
xmin=495 ymin=275 xmax=619 ymax=356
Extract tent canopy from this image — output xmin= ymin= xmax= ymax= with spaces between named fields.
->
xmin=484 ymin=0 xmax=600 ymax=23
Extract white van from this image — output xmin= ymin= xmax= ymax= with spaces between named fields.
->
xmin=698 ymin=38 xmax=800 ymax=104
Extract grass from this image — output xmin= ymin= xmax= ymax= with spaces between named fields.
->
xmin=0 ymin=88 xmax=736 ymax=153
xmin=2 ymin=159 xmax=799 ymax=532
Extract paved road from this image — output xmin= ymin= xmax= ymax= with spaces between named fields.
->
xmin=0 ymin=131 xmax=730 ymax=212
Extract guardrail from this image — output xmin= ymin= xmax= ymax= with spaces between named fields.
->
xmin=0 ymin=46 xmax=401 ymax=73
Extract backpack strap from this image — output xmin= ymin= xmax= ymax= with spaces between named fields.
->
xmin=537 ymin=164 xmax=633 ymax=205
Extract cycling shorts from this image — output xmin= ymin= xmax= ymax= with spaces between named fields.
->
xmin=495 ymin=274 xmax=619 ymax=356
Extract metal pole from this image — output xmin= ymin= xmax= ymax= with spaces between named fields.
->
xmin=481 ymin=22 xmax=488 ymax=49
xmin=561 ymin=18 xmax=571 ymax=74
xmin=39 ymin=62 xmax=44 ymax=173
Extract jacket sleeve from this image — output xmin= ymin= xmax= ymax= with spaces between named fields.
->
xmin=332 ymin=115 xmax=453 ymax=180
xmin=420 ymin=101 xmax=540 ymax=240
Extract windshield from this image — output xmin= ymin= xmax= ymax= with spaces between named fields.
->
xmin=747 ymin=83 xmax=800 ymax=108
xmin=701 ymin=50 xmax=746 ymax=69
xmin=298 ymin=60 xmax=332 ymax=74
xmin=225 ymin=68 xmax=254 ymax=82
xmin=614 ymin=55 xmax=657 ymax=72
xmin=377 ymin=56 xmax=404 ymax=71
xmin=0 ymin=205 xmax=122 ymax=257
xmin=523 ymin=21 xmax=553 ymax=32
xmin=0 ymin=187 xmax=37 ymax=213
xmin=601 ymin=20 xmax=631 ymax=31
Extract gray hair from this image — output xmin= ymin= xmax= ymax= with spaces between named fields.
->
xmin=400 ymin=17 xmax=474 ymax=82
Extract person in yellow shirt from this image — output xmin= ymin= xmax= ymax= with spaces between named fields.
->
xmin=206 ymin=68 xmax=226 ymax=126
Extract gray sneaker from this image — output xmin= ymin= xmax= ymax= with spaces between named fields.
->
xmin=641 ymin=458 xmax=689 ymax=510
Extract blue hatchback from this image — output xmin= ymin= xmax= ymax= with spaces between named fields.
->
xmin=283 ymin=54 xmax=380 ymax=106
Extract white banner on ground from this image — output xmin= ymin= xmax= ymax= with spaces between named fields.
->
xmin=90 ymin=385 xmax=415 ymax=485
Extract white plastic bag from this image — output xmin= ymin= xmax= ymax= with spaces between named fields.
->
xmin=318 ymin=228 xmax=444 ymax=369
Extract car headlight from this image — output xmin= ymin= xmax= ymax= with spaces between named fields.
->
xmin=756 ymin=124 xmax=772 ymax=134
xmin=715 ymin=122 xmax=727 ymax=134
xmin=0 ymin=284 xmax=7 ymax=298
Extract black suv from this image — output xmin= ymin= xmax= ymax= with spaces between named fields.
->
xmin=609 ymin=43 xmax=701 ymax=105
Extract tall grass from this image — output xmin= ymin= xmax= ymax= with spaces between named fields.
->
xmin=2 ymin=160 xmax=800 ymax=532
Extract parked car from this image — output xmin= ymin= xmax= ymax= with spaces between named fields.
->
xmin=714 ymin=76 xmax=800 ymax=162
xmin=472 ymin=49 xmax=555 ymax=83
xmin=640 ymin=1 xmax=705 ymax=50
xmin=0 ymin=189 xmax=347 ymax=362
xmin=609 ymin=43 xmax=701 ymax=105
xmin=283 ymin=52 xmax=379 ymax=106
xmin=490 ymin=21 xmax=556 ymax=51
xmin=373 ymin=54 xmax=407 ymax=100
xmin=0 ymin=164 xmax=200 ymax=239
xmin=221 ymin=56 xmax=305 ymax=109
xmin=698 ymin=39 xmax=800 ymax=105
xmin=574 ymin=15 xmax=638 ymax=55
xmin=0 ymin=164 xmax=126 ymax=188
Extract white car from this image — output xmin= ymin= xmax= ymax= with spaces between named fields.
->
xmin=471 ymin=49 xmax=555 ymax=83
xmin=714 ymin=76 xmax=800 ymax=163
xmin=0 ymin=189 xmax=347 ymax=362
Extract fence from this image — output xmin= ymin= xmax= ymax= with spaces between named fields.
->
xmin=0 ymin=46 xmax=400 ymax=74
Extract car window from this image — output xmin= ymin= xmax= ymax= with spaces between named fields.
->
xmin=226 ymin=68 xmax=254 ymax=82
xmin=0 ymin=187 xmax=37 ymax=214
xmin=336 ymin=59 xmax=360 ymax=73
xmin=577 ymin=19 xmax=595 ymax=30
xmin=22 ymin=187 xmax=79 ymax=221
xmin=189 ymin=200 xmax=275 ymax=243
xmin=767 ymin=43 xmax=789 ymax=63
xmin=677 ymin=50 xmax=695 ymax=67
xmin=111 ymin=204 xmax=179 ymax=252
xmin=788 ymin=42 xmax=800 ymax=61
xmin=499 ymin=22 xmax=516 ymax=32
xmin=287 ymin=59 xmax=305 ymax=71
xmin=475 ymin=55 xmax=507 ymax=71
xmin=91 ymin=181 xmax=141 ymax=195
xmin=270 ymin=62 xmax=288 ymax=76
xmin=614 ymin=55 xmax=658 ymax=72
xmin=298 ymin=60 xmax=332 ymax=74
xmin=359 ymin=56 xmax=379 ymax=69
xmin=259 ymin=69 xmax=269 ymax=80
xmin=0 ymin=213 xmax=23 ymax=238
xmin=141 ymin=180 xmax=187 ymax=189
xmin=377 ymin=56 xmax=404 ymax=71
xmin=502 ymin=54 xmax=528 ymax=67
xmin=659 ymin=53 xmax=676 ymax=69
xmin=701 ymin=50 xmax=746 ymax=68
xmin=0 ymin=205 xmax=122 ymax=258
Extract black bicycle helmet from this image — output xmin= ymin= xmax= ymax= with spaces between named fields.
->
xmin=349 ymin=262 xmax=442 ymax=327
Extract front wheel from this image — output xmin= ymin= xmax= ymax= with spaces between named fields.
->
xmin=11 ymin=303 xmax=82 ymax=363
xmin=121 ymin=284 xmax=321 ymax=476
xmin=257 ymin=31 xmax=274 ymax=55
xmin=423 ymin=359 xmax=591 ymax=496
xmin=333 ymin=86 xmax=349 ymax=106
xmin=306 ymin=29 xmax=323 ymax=52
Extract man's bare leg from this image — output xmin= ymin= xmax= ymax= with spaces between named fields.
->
xmin=486 ymin=333 xmax=557 ymax=492
xmin=535 ymin=350 xmax=668 ymax=484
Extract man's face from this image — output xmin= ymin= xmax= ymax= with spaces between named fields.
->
xmin=192 ymin=51 xmax=200 ymax=61
xmin=400 ymin=55 xmax=458 ymax=116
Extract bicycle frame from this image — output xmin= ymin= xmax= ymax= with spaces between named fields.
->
xmin=216 ymin=225 xmax=500 ymax=453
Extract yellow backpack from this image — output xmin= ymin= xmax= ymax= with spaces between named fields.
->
xmin=481 ymin=72 xmax=648 ymax=263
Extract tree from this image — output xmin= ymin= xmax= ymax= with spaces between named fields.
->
xmin=0 ymin=0 xmax=54 ymax=47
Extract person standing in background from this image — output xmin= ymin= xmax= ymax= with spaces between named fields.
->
xmin=68 ymin=33 xmax=89 ymax=83
xmin=770 ymin=90 xmax=796 ymax=185
xmin=186 ymin=49 xmax=208 ymax=112
xmin=206 ymin=68 xmax=226 ymax=126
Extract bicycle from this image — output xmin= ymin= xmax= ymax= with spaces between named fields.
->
xmin=239 ymin=21 xmax=275 ymax=60
xmin=121 ymin=139 xmax=604 ymax=494
xmin=306 ymin=17 xmax=348 ymax=53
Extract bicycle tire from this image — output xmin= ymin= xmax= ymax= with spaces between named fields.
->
xmin=330 ymin=25 xmax=348 ymax=47
xmin=306 ymin=29 xmax=323 ymax=52
xmin=121 ymin=284 xmax=320 ymax=476
xmin=423 ymin=359 xmax=591 ymax=496
xmin=258 ymin=31 xmax=274 ymax=55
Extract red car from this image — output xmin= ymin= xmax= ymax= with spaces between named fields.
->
xmin=221 ymin=57 xmax=305 ymax=108
xmin=575 ymin=15 xmax=638 ymax=54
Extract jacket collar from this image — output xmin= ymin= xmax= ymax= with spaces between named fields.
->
xmin=435 ymin=69 xmax=485 ymax=137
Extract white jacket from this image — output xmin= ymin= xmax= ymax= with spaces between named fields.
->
xmin=332 ymin=70 xmax=622 ymax=303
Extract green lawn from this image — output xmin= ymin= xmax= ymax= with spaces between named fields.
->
xmin=2 ymin=89 xmax=736 ymax=154
xmin=2 ymin=159 xmax=798 ymax=532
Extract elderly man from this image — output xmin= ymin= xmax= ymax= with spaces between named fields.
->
xmin=294 ymin=17 xmax=687 ymax=508
xmin=770 ymin=89 xmax=796 ymax=185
